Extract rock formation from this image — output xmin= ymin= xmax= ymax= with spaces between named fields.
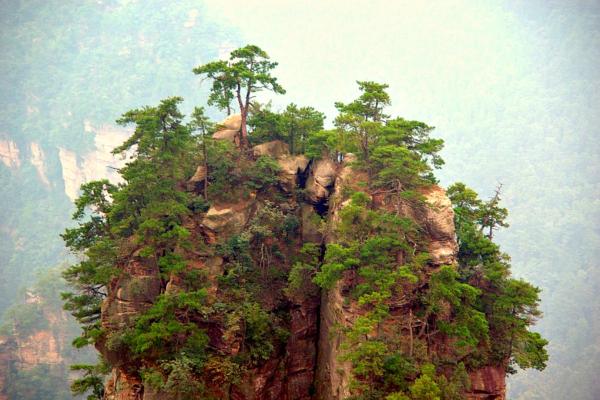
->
xmin=95 ymin=115 xmax=507 ymax=400
xmin=59 ymin=123 xmax=130 ymax=201
xmin=0 ymin=286 xmax=91 ymax=399
xmin=0 ymin=140 xmax=20 ymax=169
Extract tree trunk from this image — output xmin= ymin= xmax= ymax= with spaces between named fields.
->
xmin=240 ymin=109 xmax=249 ymax=148
xmin=236 ymin=84 xmax=249 ymax=149
xmin=202 ymin=140 xmax=208 ymax=200
xmin=409 ymin=309 xmax=414 ymax=357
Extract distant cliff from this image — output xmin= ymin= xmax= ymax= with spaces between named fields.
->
xmin=0 ymin=268 xmax=94 ymax=399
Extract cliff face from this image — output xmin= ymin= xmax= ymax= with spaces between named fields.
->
xmin=98 ymin=117 xmax=506 ymax=400
xmin=0 ymin=336 xmax=16 ymax=400
xmin=0 ymin=289 xmax=87 ymax=399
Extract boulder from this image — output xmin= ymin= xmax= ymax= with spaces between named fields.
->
xmin=219 ymin=114 xmax=242 ymax=131
xmin=420 ymin=185 xmax=458 ymax=265
xmin=189 ymin=165 xmax=207 ymax=184
xmin=278 ymin=155 xmax=310 ymax=192
xmin=212 ymin=129 xmax=239 ymax=143
xmin=187 ymin=164 xmax=208 ymax=192
xmin=305 ymin=158 xmax=337 ymax=204
xmin=202 ymin=198 xmax=255 ymax=237
xmin=252 ymin=140 xmax=309 ymax=192
xmin=253 ymin=140 xmax=290 ymax=158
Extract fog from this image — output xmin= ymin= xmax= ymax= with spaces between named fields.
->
xmin=1 ymin=0 xmax=598 ymax=398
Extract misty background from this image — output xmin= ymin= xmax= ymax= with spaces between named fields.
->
xmin=0 ymin=0 xmax=598 ymax=398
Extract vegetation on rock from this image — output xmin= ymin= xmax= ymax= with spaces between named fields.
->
xmin=62 ymin=45 xmax=547 ymax=399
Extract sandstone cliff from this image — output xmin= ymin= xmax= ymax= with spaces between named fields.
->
xmin=98 ymin=115 xmax=506 ymax=399
xmin=0 ymin=281 xmax=93 ymax=399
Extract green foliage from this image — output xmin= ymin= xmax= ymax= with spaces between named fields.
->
xmin=304 ymin=128 xmax=345 ymax=159
xmin=142 ymin=355 xmax=206 ymax=399
xmin=409 ymin=364 xmax=441 ymax=400
xmin=448 ymin=182 xmax=548 ymax=372
xmin=383 ymin=353 xmax=417 ymax=391
xmin=425 ymin=266 xmax=489 ymax=350
xmin=242 ymin=302 xmax=277 ymax=363
xmin=193 ymin=44 xmax=286 ymax=145
xmin=248 ymin=102 xmax=285 ymax=143
xmin=125 ymin=290 xmax=209 ymax=359
xmin=204 ymin=139 xmax=239 ymax=200
xmin=248 ymin=102 xmax=326 ymax=153
xmin=286 ymin=243 xmax=321 ymax=296
xmin=245 ymin=156 xmax=281 ymax=191
xmin=193 ymin=45 xmax=285 ymax=112
xmin=281 ymin=103 xmax=325 ymax=154
xmin=335 ymin=81 xmax=391 ymax=122
xmin=70 ymin=360 xmax=110 ymax=400
xmin=56 ymin=44 xmax=548 ymax=399
xmin=324 ymin=81 xmax=444 ymax=188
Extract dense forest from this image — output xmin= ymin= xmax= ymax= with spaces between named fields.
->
xmin=0 ymin=1 xmax=598 ymax=399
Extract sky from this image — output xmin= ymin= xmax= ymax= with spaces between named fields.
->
xmin=204 ymin=1 xmax=528 ymax=125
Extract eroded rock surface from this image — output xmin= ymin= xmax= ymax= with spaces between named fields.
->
xmin=466 ymin=365 xmax=506 ymax=399
xmin=220 ymin=114 xmax=242 ymax=131
xmin=213 ymin=129 xmax=239 ymax=143
xmin=252 ymin=140 xmax=310 ymax=192
xmin=202 ymin=197 xmax=256 ymax=236
xmin=100 ymin=150 xmax=506 ymax=400
xmin=419 ymin=185 xmax=459 ymax=265
xmin=305 ymin=158 xmax=337 ymax=204
xmin=212 ymin=114 xmax=242 ymax=144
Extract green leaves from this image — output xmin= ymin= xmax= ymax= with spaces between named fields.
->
xmin=426 ymin=266 xmax=489 ymax=350
xmin=449 ymin=183 xmax=548 ymax=372
xmin=313 ymin=243 xmax=360 ymax=289
xmin=512 ymin=331 xmax=549 ymax=370
xmin=245 ymin=155 xmax=281 ymax=191
xmin=409 ymin=364 xmax=441 ymax=400
xmin=335 ymin=81 xmax=391 ymax=122
xmin=69 ymin=361 xmax=110 ymax=400
xmin=248 ymin=102 xmax=326 ymax=153
xmin=126 ymin=290 xmax=209 ymax=357
xmin=193 ymin=44 xmax=285 ymax=146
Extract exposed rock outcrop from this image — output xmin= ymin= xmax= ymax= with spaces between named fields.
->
xmin=417 ymin=185 xmax=458 ymax=265
xmin=305 ymin=158 xmax=337 ymax=204
xmin=100 ymin=149 xmax=506 ymax=400
xmin=29 ymin=142 xmax=50 ymax=186
xmin=252 ymin=140 xmax=310 ymax=192
xmin=202 ymin=196 xmax=256 ymax=237
xmin=253 ymin=140 xmax=290 ymax=158
xmin=467 ymin=366 xmax=506 ymax=399
xmin=0 ymin=139 xmax=20 ymax=169
xmin=212 ymin=114 xmax=242 ymax=144
xmin=58 ymin=123 xmax=130 ymax=201
xmin=220 ymin=114 xmax=242 ymax=131
xmin=213 ymin=129 xmax=240 ymax=143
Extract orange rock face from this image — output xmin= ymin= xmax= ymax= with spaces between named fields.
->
xmin=17 ymin=331 xmax=63 ymax=367
xmin=466 ymin=365 xmax=506 ymax=399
